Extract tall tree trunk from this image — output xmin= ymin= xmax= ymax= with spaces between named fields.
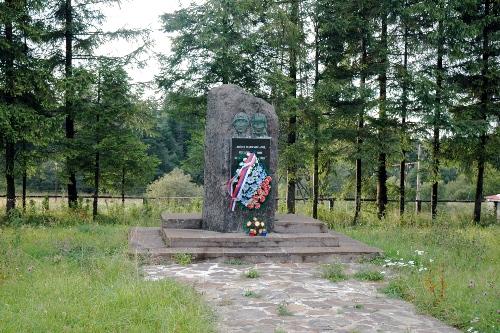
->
xmin=399 ymin=21 xmax=409 ymax=216
xmin=4 ymin=0 xmax=16 ymax=214
xmin=121 ymin=167 xmax=126 ymax=206
xmin=22 ymin=167 xmax=27 ymax=211
xmin=473 ymin=0 xmax=491 ymax=223
xmin=65 ymin=0 xmax=77 ymax=208
xmin=431 ymin=18 xmax=444 ymax=220
xmin=354 ymin=34 xmax=367 ymax=225
xmin=312 ymin=16 xmax=320 ymax=219
xmin=5 ymin=143 xmax=15 ymax=213
xmin=286 ymin=0 xmax=299 ymax=214
xmin=93 ymin=73 xmax=102 ymax=220
xmin=377 ymin=11 xmax=388 ymax=219
xmin=93 ymin=150 xmax=99 ymax=219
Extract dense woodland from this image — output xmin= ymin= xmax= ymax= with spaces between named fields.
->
xmin=0 ymin=0 xmax=498 ymax=223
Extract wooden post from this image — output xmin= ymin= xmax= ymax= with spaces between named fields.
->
xmin=495 ymin=202 xmax=499 ymax=221
xmin=416 ymin=200 xmax=422 ymax=214
xmin=328 ymin=198 xmax=335 ymax=211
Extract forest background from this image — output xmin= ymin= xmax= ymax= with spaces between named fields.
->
xmin=0 ymin=0 xmax=498 ymax=223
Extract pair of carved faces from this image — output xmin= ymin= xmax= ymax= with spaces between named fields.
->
xmin=233 ymin=112 xmax=268 ymax=137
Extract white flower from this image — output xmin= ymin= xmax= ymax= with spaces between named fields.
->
xmin=384 ymin=259 xmax=391 ymax=263
xmin=380 ymin=271 xmax=386 ymax=275
xmin=415 ymin=250 xmax=424 ymax=256
xmin=429 ymin=259 xmax=434 ymax=263
xmin=408 ymin=261 xmax=415 ymax=265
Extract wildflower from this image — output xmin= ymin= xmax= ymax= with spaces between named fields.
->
xmin=429 ymin=259 xmax=434 ymax=263
xmin=408 ymin=261 xmax=415 ymax=265
xmin=415 ymin=250 xmax=424 ymax=256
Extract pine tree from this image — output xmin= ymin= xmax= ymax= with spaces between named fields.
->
xmin=449 ymin=0 xmax=499 ymax=223
xmin=0 ymin=0 xmax=58 ymax=214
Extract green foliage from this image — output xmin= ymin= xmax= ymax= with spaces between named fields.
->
xmin=336 ymin=219 xmax=499 ymax=332
xmin=244 ymin=268 xmax=260 ymax=279
xmin=276 ymin=301 xmax=293 ymax=316
xmin=172 ymin=253 xmax=194 ymax=266
xmin=353 ymin=270 xmax=384 ymax=282
xmin=0 ymin=225 xmax=215 ymax=332
xmin=146 ymin=168 xmax=203 ymax=198
xmin=320 ymin=263 xmax=347 ymax=282
xmin=243 ymin=290 xmax=260 ymax=298
xmin=159 ymin=0 xmax=267 ymax=93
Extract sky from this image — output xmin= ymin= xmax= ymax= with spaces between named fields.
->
xmin=95 ymin=0 xmax=193 ymax=97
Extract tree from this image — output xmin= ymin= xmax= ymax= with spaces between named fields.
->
xmin=159 ymin=0 xmax=266 ymax=94
xmin=449 ymin=0 xmax=499 ymax=223
xmin=0 ymin=0 xmax=58 ymax=214
xmin=77 ymin=62 xmax=157 ymax=218
xmin=316 ymin=0 xmax=379 ymax=224
xmin=47 ymin=0 xmax=145 ymax=208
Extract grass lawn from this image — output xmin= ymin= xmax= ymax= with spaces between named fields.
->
xmin=0 ymin=220 xmax=215 ymax=333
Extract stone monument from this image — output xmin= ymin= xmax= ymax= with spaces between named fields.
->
xmin=202 ymin=84 xmax=278 ymax=232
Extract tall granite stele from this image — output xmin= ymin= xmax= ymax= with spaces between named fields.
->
xmin=202 ymin=84 xmax=278 ymax=233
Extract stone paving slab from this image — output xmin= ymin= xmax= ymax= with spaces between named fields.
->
xmin=143 ymin=262 xmax=460 ymax=333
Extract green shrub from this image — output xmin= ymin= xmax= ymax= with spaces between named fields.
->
xmin=276 ymin=301 xmax=293 ymax=316
xmin=146 ymin=168 xmax=202 ymax=198
xmin=320 ymin=263 xmax=347 ymax=282
xmin=243 ymin=290 xmax=260 ymax=298
xmin=172 ymin=253 xmax=194 ymax=265
xmin=353 ymin=270 xmax=384 ymax=281
xmin=244 ymin=268 xmax=260 ymax=278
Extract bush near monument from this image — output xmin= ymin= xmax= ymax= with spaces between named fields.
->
xmin=146 ymin=168 xmax=202 ymax=198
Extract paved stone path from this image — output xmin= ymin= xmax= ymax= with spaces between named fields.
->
xmin=143 ymin=262 xmax=460 ymax=333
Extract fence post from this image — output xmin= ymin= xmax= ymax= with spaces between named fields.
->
xmin=495 ymin=202 xmax=499 ymax=221
xmin=328 ymin=198 xmax=335 ymax=211
xmin=415 ymin=200 xmax=422 ymax=214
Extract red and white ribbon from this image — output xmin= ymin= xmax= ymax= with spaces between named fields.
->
xmin=228 ymin=152 xmax=257 ymax=211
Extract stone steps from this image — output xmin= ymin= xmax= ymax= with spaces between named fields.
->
xmin=129 ymin=213 xmax=382 ymax=263
xmin=274 ymin=221 xmax=327 ymax=234
xmin=161 ymin=228 xmax=339 ymax=248
xmin=161 ymin=212 xmax=202 ymax=229
xmin=128 ymin=226 xmax=383 ymax=264
xmin=133 ymin=245 xmax=377 ymax=264
xmin=161 ymin=212 xmax=329 ymax=234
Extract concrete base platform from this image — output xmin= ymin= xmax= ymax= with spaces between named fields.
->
xmin=129 ymin=213 xmax=382 ymax=263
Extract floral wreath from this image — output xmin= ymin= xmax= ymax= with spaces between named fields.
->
xmin=227 ymin=152 xmax=272 ymax=211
